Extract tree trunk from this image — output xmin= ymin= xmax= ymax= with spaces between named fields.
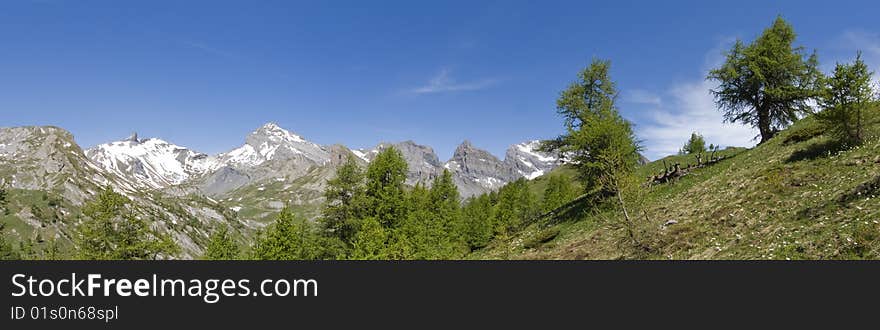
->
xmin=757 ymin=104 xmax=773 ymax=144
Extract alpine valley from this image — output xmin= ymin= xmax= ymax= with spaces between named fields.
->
xmin=0 ymin=123 xmax=563 ymax=258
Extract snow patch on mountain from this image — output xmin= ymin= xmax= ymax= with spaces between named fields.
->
xmin=85 ymin=136 xmax=218 ymax=189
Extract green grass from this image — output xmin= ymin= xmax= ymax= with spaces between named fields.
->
xmin=473 ymin=113 xmax=880 ymax=260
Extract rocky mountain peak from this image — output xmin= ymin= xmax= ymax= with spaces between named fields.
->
xmin=125 ymin=132 xmax=140 ymax=143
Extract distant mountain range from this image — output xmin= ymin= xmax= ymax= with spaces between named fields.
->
xmin=83 ymin=122 xmax=562 ymax=198
xmin=0 ymin=123 xmax=566 ymax=258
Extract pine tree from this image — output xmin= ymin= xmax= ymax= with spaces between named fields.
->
xmin=818 ymin=52 xmax=877 ymax=146
xmin=349 ymin=217 xmax=389 ymax=260
xmin=77 ymin=187 xmax=179 ymax=260
xmin=364 ymin=147 xmax=409 ymax=228
xmin=321 ymin=155 xmax=366 ymax=245
xmin=542 ymin=174 xmax=576 ymax=213
xmin=252 ymin=207 xmax=320 ymax=260
xmin=708 ymin=16 xmax=823 ymax=143
xmin=203 ymin=226 xmax=241 ymax=260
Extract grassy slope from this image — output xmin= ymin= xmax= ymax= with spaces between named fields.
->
xmin=474 ymin=114 xmax=880 ymax=260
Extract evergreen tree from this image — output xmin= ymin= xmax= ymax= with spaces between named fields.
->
xmin=494 ymin=179 xmax=538 ymax=234
xmin=708 ymin=16 xmax=823 ymax=143
xmin=77 ymin=187 xmax=179 ymax=260
xmin=252 ymin=207 xmax=320 ymax=260
xmin=462 ymin=195 xmax=495 ymax=249
xmin=429 ymin=169 xmax=465 ymax=253
xmin=321 ymin=155 xmax=366 ymax=245
xmin=349 ymin=217 xmax=389 ymax=260
xmin=392 ymin=183 xmax=437 ymax=259
xmin=681 ymin=132 xmax=707 ymax=155
xmin=203 ymin=226 xmax=241 ymax=260
xmin=364 ymin=147 xmax=409 ymax=228
xmin=818 ymin=52 xmax=877 ymax=146
xmin=542 ymin=174 xmax=576 ymax=213
xmin=542 ymin=59 xmax=642 ymax=199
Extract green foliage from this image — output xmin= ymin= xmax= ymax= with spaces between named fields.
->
xmin=0 ymin=184 xmax=7 ymax=213
xmin=251 ymin=207 xmax=322 ymax=260
xmin=391 ymin=173 xmax=467 ymax=259
xmin=364 ymin=147 xmax=409 ymax=227
xmin=680 ymin=132 xmax=707 ymax=155
xmin=462 ymin=194 xmax=495 ymax=249
xmin=0 ymin=234 xmax=20 ymax=260
xmin=544 ymin=58 xmax=642 ymax=197
xmin=494 ymin=179 xmax=538 ymax=234
xmin=203 ymin=226 xmax=241 ymax=260
xmin=321 ymin=155 xmax=366 ymax=245
xmin=541 ymin=174 xmax=576 ymax=213
xmin=76 ymin=187 xmax=179 ymax=260
xmin=817 ymin=52 xmax=877 ymax=146
xmin=349 ymin=216 xmax=389 ymax=260
xmin=708 ymin=16 xmax=823 ymax=143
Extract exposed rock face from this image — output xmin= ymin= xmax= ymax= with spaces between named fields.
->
xmin=503 ymin=140 xmax=562 ymax=180
xmin=444 ymin=140 xmax=520 ymax=198
xmin=0 ymin=126 xmax=118 ymax=204
xmin=190 ymin=123 xmax=332 ymax=195
xmin=217 ymin=123 xmax=330 ymax=169
xmin=359 ymin=141 xmax=443 ymax=185
xmin=0 ymin=126 xmax=245 ymax=259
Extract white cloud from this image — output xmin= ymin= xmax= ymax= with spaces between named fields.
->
xmin=635 ymin=38 xmax=758 ymax=160
xmin=623 ymin=89 xmax=662 ymax=106
xmin=410 ymin=69 xmax=499 ymax=94
xmin=637 ymin=79 xmax=757 ymax=160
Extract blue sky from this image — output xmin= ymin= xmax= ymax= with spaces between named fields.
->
xmin=1 ymin=1 xmax=879 ymax=160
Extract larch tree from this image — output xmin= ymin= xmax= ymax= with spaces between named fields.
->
xmin=818 ymin=52 xmax=877 ymax=146
xmin=321 ymin=155 xmax=366 ymax=245
xmin=708 ymin=16 xmax=823 ymax=143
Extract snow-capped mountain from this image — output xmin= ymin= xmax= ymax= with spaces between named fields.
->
xmin=192 ymin=123 xmax=333 ymax=195
xmin=215 ymin=123 xmax=330 ymax=169
xmin=85 ymin=133 xmax=218 ymax=189
xmin=356 ymin=139 xmax=562 ymax=197
xmin=83 ymin=122 xmax=562 ymax=198
xmin=504 ymin=140 xmax=561 ymax=180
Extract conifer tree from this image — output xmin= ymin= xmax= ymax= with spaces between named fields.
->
xmin=542 ymin=59 xmax=642 ymax=199
xmin=204 ymin=226 xmax=241 ymax=260
xmin=349 ymin=217 xmax=389 ymax=260
xmin=321 ymin=155 xmax=366 ymax=245
xmin=429 ymin=169 xmax=465 ymax=252
xmin=542 ymin=58 xmax=642 ymax=225
xmin=494 ymin=179 xmax=537 ymax=234
xmin=708 ymin=16 xmax=823 ymax=143
xmin=364 ymin=147 xmax=409 ymax=228
xmin=542 ymin=174 xmax=576 ymax=213
xmin=818 ymin=52 xmax=877 ymax=146
xmin=77 ymin=187 xmax=179 ymax=260
xmin=252 ymin=207 xmax=320 ymax=260
xmin=462 ymin=195 xmax=495 ymax=249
